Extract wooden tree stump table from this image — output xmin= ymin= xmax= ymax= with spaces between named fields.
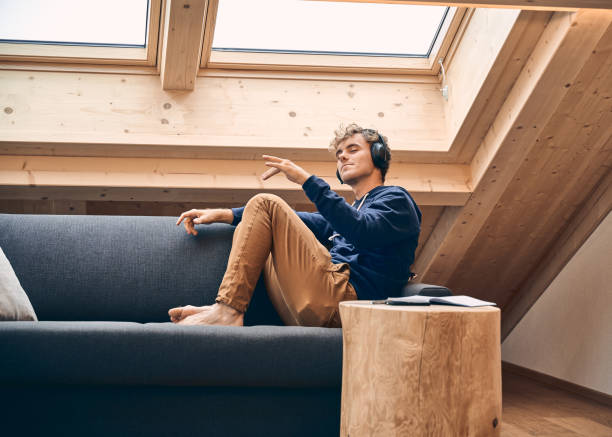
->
xmin=339 ymin=301 xmax=502 ymax=437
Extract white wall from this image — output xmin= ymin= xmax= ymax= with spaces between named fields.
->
xmin=501 ymin=211 xmax=612 ymax=395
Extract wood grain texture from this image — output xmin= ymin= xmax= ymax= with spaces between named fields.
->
xmin=318 ymin=0 xmax=611 ymax=11
xmin=444 ymin=18 xmax=612 ymax=308
xmin=414 ymin=205 xmax=445 ymax=262
xmin=499 ymin=170 xmax=612 ymax=340
xmin=502 ymin=361 xmax=612 ymax=407
xmin=0 ymin=156 xmax=470 ymax=206
xmin=418 ymin=10 xmax=612 ymax=286
xmin=339 ymin=302 xmax=501 ymax=436
xmin=450 ymin=10 xmax=552 ymax=163
xmin=500 ymin=369 xmax=612 ymax=436
xmin=160 ymin=0 xmax=208 ymax=90
xmin=0 ymin=69 xmax=450 ymax=158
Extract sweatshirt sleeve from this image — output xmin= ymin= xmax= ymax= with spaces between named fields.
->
xmin=301 ymin=174 xmax=420 ymax=249
xmin=230 ymin=206 xmax=244 ymax=227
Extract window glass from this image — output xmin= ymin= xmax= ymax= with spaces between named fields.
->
xmin=212 ymin=0 xmax=449 ymax=57
xmin=0 ymin=0 xmax=149 ymax=47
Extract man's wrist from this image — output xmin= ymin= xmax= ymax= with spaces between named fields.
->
xmin=219 ymin=209 xmax=234 ymax=224
xmin=301 ymin=173 xmax=315 ymax=186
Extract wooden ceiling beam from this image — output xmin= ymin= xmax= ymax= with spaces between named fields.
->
xmin=0 ymin=69 xmax=450 ymax=161
xmin=0 ymin=156 xmax=471 ymax=206
xmin=500 ymin=168 xmax=612 ymax=341
xmin=413 ymin=9 xmax=612 ymax=284
xmin=446 ymin=9 xmax=552 ymax=163
xmin=160 ymin=0 xmax=208 ymax=90
xmin=318 ymin=1 xmax=612 ymax=11
xmin=454 ymin=46 xmax=612 ymax=307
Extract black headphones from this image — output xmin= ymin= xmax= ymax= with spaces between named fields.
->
xmin=336 ymin=129 xmax=390 ymax=184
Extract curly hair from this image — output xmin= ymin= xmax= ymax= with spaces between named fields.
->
xmin=328 ymin=122 xmax=391 ymax=183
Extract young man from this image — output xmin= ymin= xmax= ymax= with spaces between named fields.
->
xmin=169 ymin=123 xmax=422 ymax=327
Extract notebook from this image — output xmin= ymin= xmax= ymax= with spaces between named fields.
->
xmin=373 ymin=295 xmax=496 ymax=307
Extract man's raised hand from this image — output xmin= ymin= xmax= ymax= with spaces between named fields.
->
xmin=261 ymin=155 xmax=311 ymax=185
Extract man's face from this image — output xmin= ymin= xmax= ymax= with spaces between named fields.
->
xmin=335 ymin=133 xmax=377 ymax=184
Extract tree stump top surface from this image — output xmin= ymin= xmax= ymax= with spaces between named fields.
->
xmin=340 ymin=300 xmax=499 ymax=313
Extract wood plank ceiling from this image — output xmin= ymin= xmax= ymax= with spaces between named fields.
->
xmin=0 ymin=1 xmax=610 ymax=339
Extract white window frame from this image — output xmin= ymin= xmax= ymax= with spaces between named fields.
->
xmin=0 ymin=0 xmax=162 ymax=66
xmin=200 ymin=1 xmax=467 ymax=75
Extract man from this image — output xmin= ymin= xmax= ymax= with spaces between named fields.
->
xmin=169 ymin=123 xmax=422 ymax=327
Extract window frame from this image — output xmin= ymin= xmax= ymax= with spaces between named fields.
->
xmin=200 ymin=2 xmax=467 ymax=75
xmin=0 ymin=0 xmax=162 ymax=66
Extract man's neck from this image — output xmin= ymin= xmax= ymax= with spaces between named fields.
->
xmin=351 ymin=176 xmax=383 ymax=200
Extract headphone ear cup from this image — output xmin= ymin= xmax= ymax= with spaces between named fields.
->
xmin=336 ymin=169 xmax=344 ymax=184
xmin=371 ymin=141 xmax=386 ymax=168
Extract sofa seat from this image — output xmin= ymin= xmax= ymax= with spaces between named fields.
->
xmin=0 ymin=321 xmax=343 ymax=387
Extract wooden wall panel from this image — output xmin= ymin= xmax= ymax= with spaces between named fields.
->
xmin=336 ymin=1 xmax=612 ymax=11
xmin=85 ymin=201 xmax=317 ymax=216
xmin=442 ymin=30 xmax=612 ymax=306
xmin=414 ymin=205 xmax=445 ymax=263
xmin=444 ymin=8 xmax=521 ymax=150
xmin=500 ymin=169 xmax=612 ymax=340
xmin=0 ymin=69 xmax=449 ymax=159
xmin=416 ymin=10 xmax=612 ymax=288
xmin=450 ymin=10 xmax=552 ymax=163
xmin=0 ymin=199 xmax=86 ymax=214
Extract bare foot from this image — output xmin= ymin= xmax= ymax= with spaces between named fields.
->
xmin=168 ymin=304 xmax=213 ymax=323
xmin=176 ymin=302 xmax=244 ymax=326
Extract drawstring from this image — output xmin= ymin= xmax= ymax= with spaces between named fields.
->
xmin=354 ymin=192 xmax=369 ymax=211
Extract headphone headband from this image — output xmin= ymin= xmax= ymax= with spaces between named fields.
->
xmin=363 ymin=128 xmax=386 ymax=149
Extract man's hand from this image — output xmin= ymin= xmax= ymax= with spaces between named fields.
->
xmin=176 ymin=208 xmax=233 ymax=235
xmin=261 ymin=155 xmax=311 ymax=185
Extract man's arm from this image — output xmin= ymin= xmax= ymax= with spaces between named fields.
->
xmin=301 ymin=175 xmax=420 ymax=249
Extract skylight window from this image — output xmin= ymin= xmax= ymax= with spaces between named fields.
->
xmin=0 ymin=0 xmax=149 ymax=47
xmin=212 ymin=0 xmax=449 ymax=57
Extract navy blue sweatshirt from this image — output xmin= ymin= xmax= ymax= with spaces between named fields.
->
xmin=230 ymin=174 xmax=422 ymax=301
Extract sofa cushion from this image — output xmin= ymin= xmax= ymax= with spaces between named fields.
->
xmin=0 ymin=322 xmax=343 ymax=388
xmin=0 ymin=214 xmax=282 ymax=325
xmin=0 ymin=246 xmax=37 ymax=321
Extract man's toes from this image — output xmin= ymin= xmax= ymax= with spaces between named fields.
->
xmin=168 ymin=307 xmax=185 ymax=320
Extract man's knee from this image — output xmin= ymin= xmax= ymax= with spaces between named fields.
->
xmin=245 ymin=193 xmax=286 ymax=209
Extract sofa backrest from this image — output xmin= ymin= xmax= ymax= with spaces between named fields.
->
xmin=0 ymin=214 xmax=283 ymax=325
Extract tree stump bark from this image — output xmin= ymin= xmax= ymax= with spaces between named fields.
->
xmin=339 ymin=301 xmax=502 ymax=437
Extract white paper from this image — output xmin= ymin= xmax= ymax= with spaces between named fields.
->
xmin=431 ymin=295 xmax=496 ymax=307
xmin=385 ymin=294 xmax=496 ymax=307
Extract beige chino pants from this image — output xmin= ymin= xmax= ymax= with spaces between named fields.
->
xmin=215 ymin=193 xmax=358 ymax=328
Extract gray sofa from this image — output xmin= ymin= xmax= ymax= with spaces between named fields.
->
xmin=0 ymin=213 xmax=449 ymax=437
